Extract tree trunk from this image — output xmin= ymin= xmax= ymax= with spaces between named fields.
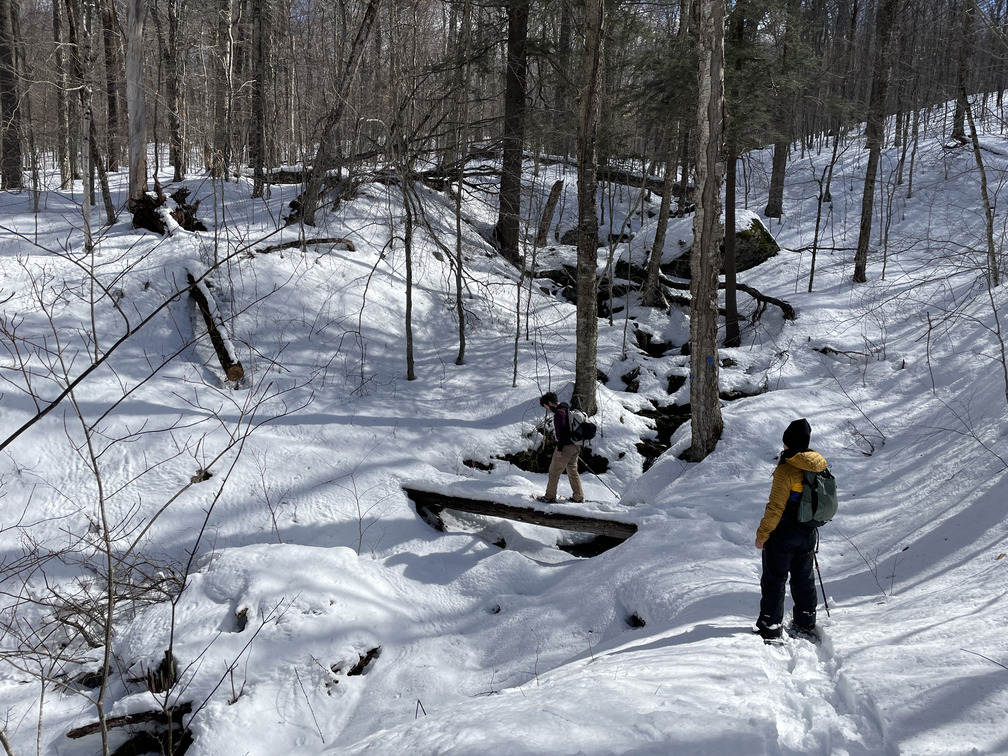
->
xmin=952 ymin=0 xmax=974 ymax=145
xmin=125 ymin=0 xmax=148 ymax=205
xmin=494 ymin=0 xmax=529 ymax=267
xmin=403 ymin=183 xmax=416 ymax=381
xmin=688 ymin=0 xmax=726 ymax=462
xmin=573 ymin=0 xmax=603 ymax=417
xmin=89 ymin=121 xmax=117 ymax=224
xmin=642 ymin=142 xmax=674 ymax=307
xmin=250 ymin=0 xmax=267 ymax=196
xmin=723 ymin=148 xmax=740 ymax=347
xmin=763 ymin=139 xmax=787 ymax=218
xmin=453 ymin=0 xmax=472 ymax=366
xmin=535 ymin=178 xmax=564 ymax=246
xmin=99 ymin=0 xmax=121 ymax=172
xmin=853 ymin=0 xmax=901 ymax=283
xmin=164 ymin=0 xmax=184 ymax=181
xmin=53 ymin=0 xmax=73 ymax=188
xmin=552 ymin=0 xmax=573 ymax=159
xmin=211 ymin=0 xmax=234 ymax=177
xmin=0 ymin=0 xmax=23 ymax=189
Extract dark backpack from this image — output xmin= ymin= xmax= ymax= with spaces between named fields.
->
xmin=569 ymin=409 xmax=597 ymax=442
xmin=797 ymin=469 xmax=838 ymax=527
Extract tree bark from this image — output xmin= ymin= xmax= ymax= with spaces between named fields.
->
xmin=853 ymin=0 xmax=901 ymax=283
xmin=952 ymin=0 xmax=973 ymax=144
xmin=403 ymin=183 xmax=416 ymax=381
xmin=125 ymin=0 xmax=148 ymax=205
xmin=763 ymin=140 xmax=787 ymax=217
xmin=688 ymin=0 xmax=726 ymax=461
xmin=211 ymin=0 xmax=234 ymax=177
xmin=552 ymin=0 xmax=573 ymax=159
xmin=52 ymin=0 xmax=73 ymax=188
xmin=164 ymin=0 xmax=184 ymax=181
xmin=99 ymin=0 xmax=121 ymax=172
xmin=0 ymin=0 xmax=23 ymax=189
xmin=574 ymin=0 xmax=604 ymax=417
xmin=535 ymin=179 xmax=564 ymax=246
xmin=494 ymin=0 xmax=529 ymax=267
xmin=642 ymin=141 xmax=674 ymax=308
xmin=250 ymin=0 xmax=267 ymax=196
xmin=453 ymin=0 xmax=473 ymax=366
xmin=723 ymin=149 xmax=740 ymax=347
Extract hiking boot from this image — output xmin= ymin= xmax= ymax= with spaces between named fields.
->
xmin=787 ymin=623 xmax=819 ymax=642
xmin=570 ymin=497 xmax=584 ymax=503
xmin=540 ymin=496 xmax=557 ymax=504
xmin=753 ymin=622 xmax=782 ymax=643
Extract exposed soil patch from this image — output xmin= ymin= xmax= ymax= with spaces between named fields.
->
xmin=463 ymin=458 xmax=493 ymax=472
xmin=500 ymin=444 xmax=610 ymax=476
xmin=621 ymin=367 xmax=641 ymax=393
xmin=637 ymin=403 xmax=692 ymax=472
xmin=667 ymin=373 xmax=687 ymax=394
xmin=635 ymin=329 xmax=676 ymax=358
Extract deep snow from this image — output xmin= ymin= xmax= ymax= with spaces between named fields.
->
xmin=1 ymin=105 xmax=1007 ymax=756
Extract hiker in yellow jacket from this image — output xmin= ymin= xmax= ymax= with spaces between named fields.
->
xmin=754 ymin=418 xmax=828 ymax=642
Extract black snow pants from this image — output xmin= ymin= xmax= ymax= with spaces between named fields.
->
xmin=758 ymin=514 xmax=818 ymax=631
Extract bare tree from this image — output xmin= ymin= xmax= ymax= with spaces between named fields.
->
xmin=853 ymin=0 xmax=902 ymax=283
xmin=573 ymin=0 xmax=604 ymax=417
xmin=249 ymin=0 xmax=268 ymax=196
xmin=98 ymin=0 xmax=122 ymax=172
xmin=125 ymin=0 xmax=149 ymax=205
xmin=298 ymin=0 xmax=382 ymax=227
xmin=52 ymin=0 xmax=74 ymax=187
xmin=453 ymin=0 xmax=474 ymax=365
xmin=688 ymin=0 xmax=725 ymax=461
xmin=494 ymin=0 xmax=529 ymax=267
xmin=211 ymin=0 xmax=235 ymax=177
xmin=0 ymin=0 xmax=23 ymax=189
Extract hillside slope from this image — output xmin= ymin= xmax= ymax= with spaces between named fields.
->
xmin=1 ymin=110 xmax=1006 ymax=756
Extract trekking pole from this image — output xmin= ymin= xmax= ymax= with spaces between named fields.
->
xmin=814 ymin=552 xmax=831 ymax=618
xmin=579 ymin=454 xmax=620 ymax=497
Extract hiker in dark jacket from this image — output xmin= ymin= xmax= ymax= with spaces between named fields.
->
xmin=754 ymin=418 xmax=828 ymax=642
xmin=539 ymin=392 xmax=584 ymax=503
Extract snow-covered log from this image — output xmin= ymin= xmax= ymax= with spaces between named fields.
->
xmin=404 ymin=488 xmax=637 ymax=541
xmin=186 ymin=270 xmax=244 ymax=382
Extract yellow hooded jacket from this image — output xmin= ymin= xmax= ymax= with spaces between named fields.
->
xmin=756 ymin=450 xmax=829 ymax=544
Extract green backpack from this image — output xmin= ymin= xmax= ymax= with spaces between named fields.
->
xmin=797 ymin=469 xmax=838 ymax=527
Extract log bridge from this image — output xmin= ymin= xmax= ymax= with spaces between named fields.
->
xmin=404 ymin=488 xmax=638 ymax=543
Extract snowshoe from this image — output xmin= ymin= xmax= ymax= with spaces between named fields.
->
xmin=786 ymin=623 xmax=820 ymax=643
xmin=752 ymin=623 xmax=784 ymax=645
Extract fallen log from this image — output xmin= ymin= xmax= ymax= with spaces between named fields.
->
xmin=186 ymin=271 xmax=245 ymax=382
xmin=254 ymin=237 xmax=355 ymax=254
xmin=665 ymin=279 xmax=796 ymax=321
xmin=404 ymin=488 xmax=637 ymax=541
xmin=67 ymin=702 xmax=192 ymax=739
xmin=735 ymin=282 xmax=796 ymax=321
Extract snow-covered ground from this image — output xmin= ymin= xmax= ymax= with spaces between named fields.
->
xmin=2 ymin=104 xmax=1007 ymax=756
